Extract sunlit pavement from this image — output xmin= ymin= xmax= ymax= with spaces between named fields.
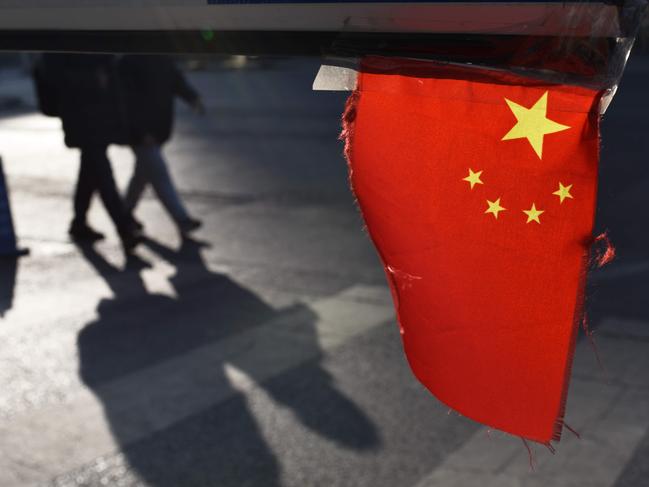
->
xmin=0 ymin=56 xmax=648 ymax=487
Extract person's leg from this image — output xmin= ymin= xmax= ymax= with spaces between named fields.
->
xmin=89 ymin=145 xmax=139 ymax=251
xmin=70 ymin=148 xmax=104 ymax=240
xmin=124 ymin=149 xmax=148 ymax=214
xmin=133 ymin=144 xmax=192 ymax=224
xmin=90 ymin=146 xmax=129 ymax=228
xmin=72 ymin=149 xmax=96 ymax=226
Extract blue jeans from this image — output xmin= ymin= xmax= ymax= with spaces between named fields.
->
xmin=125 ymin=145 xmax=190 ymax=224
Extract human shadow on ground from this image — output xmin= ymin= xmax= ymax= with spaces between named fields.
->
xmin=75 ymin=238 xmax=379 ymax=486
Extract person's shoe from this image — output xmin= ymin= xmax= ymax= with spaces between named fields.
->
xmin=178 ymin=217 xmax=202 ymax=235
xmin=69 ymin=222 xmax=105 ymax=242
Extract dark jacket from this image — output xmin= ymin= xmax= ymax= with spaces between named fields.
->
xmin=119 ymin=55 xmax=199 ymax=146
xmin=42 ymin=54 xmax=126 ymax=149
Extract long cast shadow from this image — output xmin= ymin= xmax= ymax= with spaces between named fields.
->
xmin=76 ymin=238 xmax=379 ymax=486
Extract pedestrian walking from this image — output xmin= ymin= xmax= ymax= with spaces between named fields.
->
xmin=119 ymin=55 xmax=204 ymax=235
xmin=40 ymin=54 xmax=139 ymax=253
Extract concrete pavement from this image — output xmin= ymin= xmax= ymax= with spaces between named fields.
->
xmin=0 ymin=54 xmax=648 ymax=486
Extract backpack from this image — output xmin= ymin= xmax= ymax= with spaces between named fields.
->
xmin=31 ymin=61 xmax=59 ymax=117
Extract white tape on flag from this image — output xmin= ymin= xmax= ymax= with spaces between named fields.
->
xmin=313 ymin=64 xmax=358 ymax=92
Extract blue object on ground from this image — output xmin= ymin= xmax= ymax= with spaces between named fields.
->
xmin=0 ymin=157 xmax=28 ymax=258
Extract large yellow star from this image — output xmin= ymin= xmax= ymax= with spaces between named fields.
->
xmin=553 ymin=182 xmax=573 ymax=203
xmin=462 ymin=168 xmax=484 ymax=189
xmin=501 ymin=91 xmax=570 ymax=160
xmin=485 ymin=198 xmax=506 ymax=219
xmin=523 ymin=203 xmax=544 ymax=224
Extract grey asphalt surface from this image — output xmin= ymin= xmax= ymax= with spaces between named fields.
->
xmin=0 ymin=53 xmax=647 ymax=487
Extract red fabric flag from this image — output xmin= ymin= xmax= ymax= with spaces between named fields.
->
xmin=343 ymin=57 xmax=603 ymax=443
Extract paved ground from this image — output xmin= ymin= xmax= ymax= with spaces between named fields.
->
xmin=0 ymin=53 xmax=647 ymax=487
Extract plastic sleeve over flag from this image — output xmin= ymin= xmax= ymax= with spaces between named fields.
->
xmin=322 ymin=0 xmax=647 ymax=105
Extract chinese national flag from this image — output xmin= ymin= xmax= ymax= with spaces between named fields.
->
xmin=344 ymin=57 xmax=603 ymax=443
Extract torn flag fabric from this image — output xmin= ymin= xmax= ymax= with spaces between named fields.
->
xmin=342 ymin=56 xmax=603 ymax=443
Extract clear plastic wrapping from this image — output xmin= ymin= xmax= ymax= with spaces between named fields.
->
xmin=317 ymin=0 xmax=648 ymax=111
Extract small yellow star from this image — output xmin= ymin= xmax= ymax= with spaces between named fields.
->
xmin=501 ymin=91 xmax=571 ymax=160
xmin=523 ymin=203 xmax=544 ymax=224
xmin=553 ymin=182 xmax=573 ymax=203
xmin=485 ymin=198 xmax=506 ymax=219
xmin=462 ymin=168 xmax=484 ymax=189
